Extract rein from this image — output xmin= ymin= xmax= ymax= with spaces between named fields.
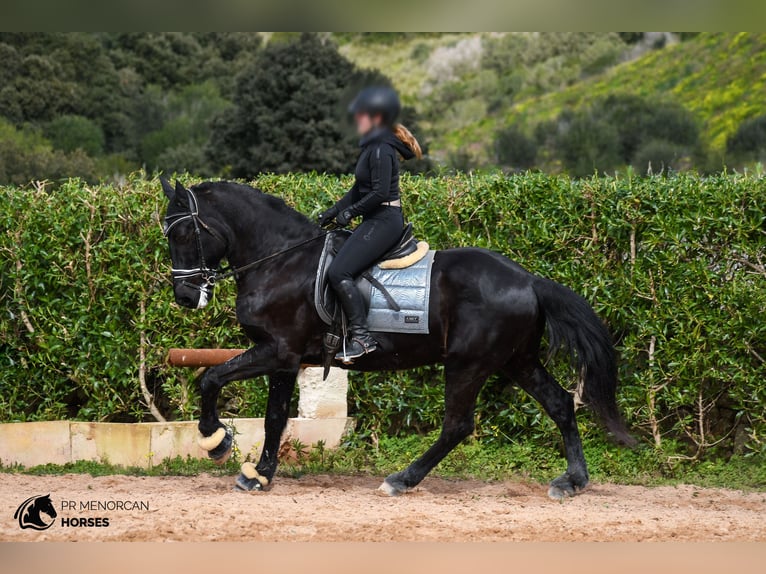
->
xmin=215 ymin=232 xmax=330 ymax=281
xmin=164 ymin=186 xmax=329 ymax=288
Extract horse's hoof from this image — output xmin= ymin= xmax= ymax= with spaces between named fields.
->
xmin=200 ymin=427 xmax=233 ymax=465
xmin=547 ymin=484 xmax=575 ymax=500
xmin=378 ymin=474 xmax=409 ymax=496
xmin=547 ymin=472 xmax=588 ymax=500
xmin=235 ymin=474 xmax=264 ymax=492
xmin=234 ymin=463 xmax=269 ymax=492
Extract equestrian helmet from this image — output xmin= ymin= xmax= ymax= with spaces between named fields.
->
xmin=348 ymin=86 xmax=401 ymax=126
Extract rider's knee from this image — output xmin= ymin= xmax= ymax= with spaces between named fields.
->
xmin=327 ymin=264 xmax=350 ymax=289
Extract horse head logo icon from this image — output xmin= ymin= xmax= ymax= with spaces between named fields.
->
xmin=14 ymin=494 xmax=57 ymax=530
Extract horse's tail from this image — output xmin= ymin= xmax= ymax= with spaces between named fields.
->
xmin=532 ymin=277 xmax=636 ymax=446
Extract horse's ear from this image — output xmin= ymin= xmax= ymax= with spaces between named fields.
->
xmin=174 ymin=180 xmax=190 ymax=208
xmin=160 ymin=177 xmax=174 ymax=201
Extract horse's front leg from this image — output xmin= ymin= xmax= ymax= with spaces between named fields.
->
xmin=196 ymin=344 xmax=285 ymax=464
xmin=237 ymin=370 xmax=297 ymax=492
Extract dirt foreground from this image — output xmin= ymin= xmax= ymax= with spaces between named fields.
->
xmin=1 ymin=473 xmax=764 ymax=541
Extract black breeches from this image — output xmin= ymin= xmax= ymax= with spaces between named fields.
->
xmin=328 ymin=207 xmax=404 ymax=288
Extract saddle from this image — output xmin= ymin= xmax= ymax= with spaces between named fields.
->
xmin=314 ymin=224 xmax=434 ymax=376
xmin=315 ymin=223 xmax=428 ymax=324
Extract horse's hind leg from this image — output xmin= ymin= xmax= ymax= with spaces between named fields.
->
xmin=504 ymin=361 xmax=589 ymax=499
xmin=380 ymin=363 xmax=487 ymax=496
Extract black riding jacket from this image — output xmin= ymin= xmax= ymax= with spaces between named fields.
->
xmin=335 ymin=128 xmax=415 ymax=220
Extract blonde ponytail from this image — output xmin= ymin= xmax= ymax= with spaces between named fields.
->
xmin=393 ymin=123 xmax=423 ymax=160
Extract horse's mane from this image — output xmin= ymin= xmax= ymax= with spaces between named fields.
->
xmin=191 ymin=181 xmax=315 ymax=228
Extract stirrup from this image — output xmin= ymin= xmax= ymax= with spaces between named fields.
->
xmin=335 ymin=336 xmax=377 ymax=364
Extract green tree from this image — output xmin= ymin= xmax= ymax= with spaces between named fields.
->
xmin=726 ymin=114 xmax=766 ymax=163
xmin=47 ymin=115 xmax=105 ymax=156
xmin=209 ymin=33 xmax=387 ymax=176
xmin=140 ymin=82 xmax=230 ymax=174
xmin=597 ymin=94 xmax=700 ymax=163
xmin=550 ymin=95 xmax=701 ymax=176
xmin=0 ymin=119 xmax=96 ymax=185
xmin=0 ymin=33 xmax=268 ymax=178
xmin=103 ymin=33 xmax=204 ymax=89
xmin=632 ymin=139 xmax=688 ymax=173
xmin=494 ymin=125 xmax=537 ymax=170
xmin=555 ymin=110 xmax=621 ymax=176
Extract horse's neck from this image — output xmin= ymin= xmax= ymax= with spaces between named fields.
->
xmin=27 ymin=505 xmax=44 ymax=523
xmin=233 ymin=239 xmax=324 ymax=293
xmin=222 ymin=200 xmax=322 ymax=290
xmin=221 ymin=199 xmax=318 ymax=269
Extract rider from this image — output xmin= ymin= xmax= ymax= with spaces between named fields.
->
xmin=318 ymin=86 xmax=423 ymax=362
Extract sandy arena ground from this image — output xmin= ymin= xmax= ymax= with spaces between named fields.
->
xmin=2 ymin=473 xmax=764 ymax=541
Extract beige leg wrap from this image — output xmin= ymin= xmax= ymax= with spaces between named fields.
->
xmin=197 ymin=427 xmax=226 ymax=451
xmin=240 ymin=462 xmax=270 ymax=487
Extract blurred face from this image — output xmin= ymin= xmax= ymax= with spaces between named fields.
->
xmin=354 ymin=112 xmax=381 ymax=135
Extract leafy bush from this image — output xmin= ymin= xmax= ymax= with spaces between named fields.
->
xmin=0 ymin=119 xmax=97 ymax=185
xmin=726 ymin=114 xmax=766 ymax=163
xmin=554 ymin=110 xmax=622 ymax=176
xmin=410 ymin=42 xmax=432 ymax=64
xmin=595 ymin=95 xmax=699 ymax=162
xmin=139 ymin=82 xmax=230 ymax=174
xmin=493 ymin=125 xmax=537 ymax=170
xmin=1 ymin=173 xmax=764 ymax=461
xmin=46 ymin=115 xmax=105 ymax=156
xmin=540 ymin=95 xmax=701 ymax=176
xmin=450 ymin=33 xmax=766 ymax=169
xmin=631 ymin=139 xmax=688 ymax=173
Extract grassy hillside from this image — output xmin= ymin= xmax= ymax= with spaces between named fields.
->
xmin=442 ymin=33 xmax=766 ymax=164
xmin=337 ymin=33 xmax=476 ymax=107
xmin=340 ymin=33 xmax=766 ymax=168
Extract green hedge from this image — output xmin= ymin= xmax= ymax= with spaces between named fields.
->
xmin=1 ymin=172 xmax=764 ymax=458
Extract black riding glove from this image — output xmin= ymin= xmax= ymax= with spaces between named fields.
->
xmin=335 ymin=208 xmax=354 ymax=228
xmin=317 ymin=206 xmax=339 ymax=228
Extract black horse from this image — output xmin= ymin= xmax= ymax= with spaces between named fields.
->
xmin=160 ymin=178 xmax=634 ymax=498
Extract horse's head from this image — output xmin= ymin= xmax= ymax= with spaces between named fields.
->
xmin=34 ymin=495 xmax=57 ymax=520
xmin=161 ymin=178 xmax=228 ymax=309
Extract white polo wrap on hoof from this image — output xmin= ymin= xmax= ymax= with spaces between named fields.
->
xmin=377 ymin=481 xmax=400 ymax=496
xmin=197 ymin=427 xmax=226 ymax=451
xmin=241 ymin=462 xmax=269 ymax=487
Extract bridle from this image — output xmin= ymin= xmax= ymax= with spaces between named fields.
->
xmin=163 ymin=187 xmax=227 ymax=299
xmin=164 ymin=186 xmax=330 ymax=297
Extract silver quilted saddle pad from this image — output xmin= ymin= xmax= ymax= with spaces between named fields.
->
xmin=363 ymin=250 xmax=435 ymax=335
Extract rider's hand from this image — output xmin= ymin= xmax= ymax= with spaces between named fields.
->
xmin=317 ymin=206 xmax=339 ymax=228
xmin=335 ymin=209 xmax=353 ymax=228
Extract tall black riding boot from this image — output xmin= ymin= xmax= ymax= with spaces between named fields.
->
xmin=334 ymin=279 xmax=377 ymax=363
